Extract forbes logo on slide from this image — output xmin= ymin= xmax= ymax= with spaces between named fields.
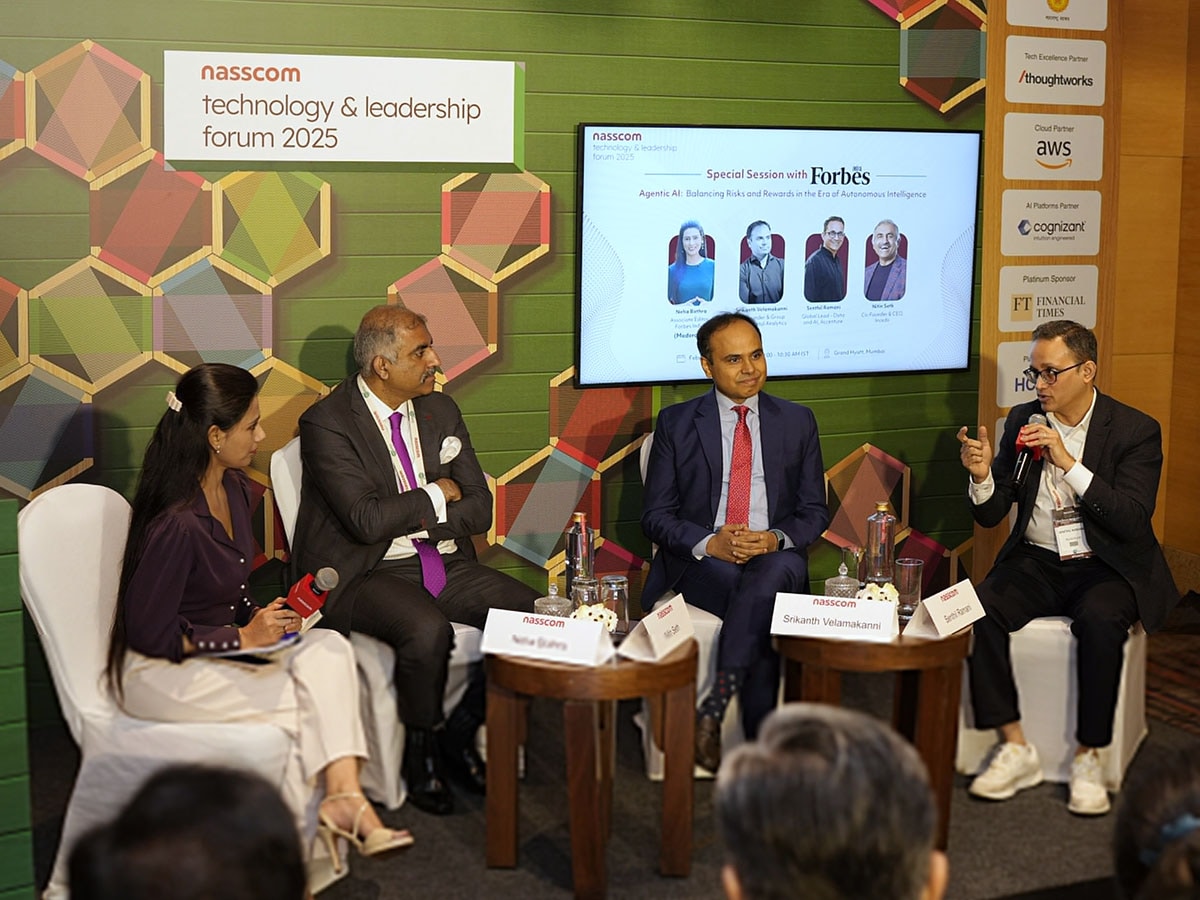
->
xmin=1001 ymin=190 xmax=1101 ymax=258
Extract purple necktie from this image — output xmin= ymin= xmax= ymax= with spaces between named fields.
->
xmin=389 ymin=411 xmax=447 ymax=597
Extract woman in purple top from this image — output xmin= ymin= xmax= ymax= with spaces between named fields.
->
xmin=106 ymin=363 xmax=411 ymax=873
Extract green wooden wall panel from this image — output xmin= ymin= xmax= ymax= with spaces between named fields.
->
xmin=0 ymin=671 xmax=26 ymax=726
xmin=0 ymin=563 xmax=16 ymax=614
xmin=0 ymin=506 xmax=14 ymax=557
xmin=0 ymin=831 xmax=32 ymax=894
xmin=0 ymin=778 xmax=31 ymax=837
xmin=0 ymin=885 xmax=35 ymax=900
xmin=0 ymin=721 xmax=27 ymax=781
xmin=0 ymin=616 xmax=22 ymax=672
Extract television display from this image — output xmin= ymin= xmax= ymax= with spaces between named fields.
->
xmin=575 ymin=124 xmax=982 ymax=387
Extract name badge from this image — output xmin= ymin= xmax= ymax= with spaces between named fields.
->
xmin=481 ymin=608 xmax=614 ymax=666
xmin=1052 ymin=506 xmax=1093 ymax=560
xmin=770 ymin=593 xmax=898 ymax=643
xmin=903 ymin=578 xmax=985 ymax=638
xmin=618 ymin=594 xmax=695 ymax=662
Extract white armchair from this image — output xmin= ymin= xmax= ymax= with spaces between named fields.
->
xmin=270 ymin=436 xmax=482 ymax=810
xmin=956 ymin=616 xmax=1147 ymax=790
xmin=637 ymin=434 xmax=745 ymax=780
xmin=18 ymin=484 xmax=315 ymax=899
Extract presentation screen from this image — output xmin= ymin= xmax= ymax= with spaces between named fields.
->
xmin=575 ymin=124 xmax=982 ymax=387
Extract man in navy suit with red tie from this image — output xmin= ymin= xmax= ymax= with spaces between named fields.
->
xmin=642 ymin=312 xmax=830 ymax=771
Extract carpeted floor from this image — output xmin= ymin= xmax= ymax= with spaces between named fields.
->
xmin=1146 ymin=592 xmax=1200 ymax=738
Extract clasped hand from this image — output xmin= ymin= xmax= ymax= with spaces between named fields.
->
xmin=239 ymin=599 xmax=302 ymax=649
xmin=707 ymin=523 xmax=778 ymax=564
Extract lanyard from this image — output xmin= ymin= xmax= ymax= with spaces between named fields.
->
xmin=359 ymin=383 xmax=428 ymax=494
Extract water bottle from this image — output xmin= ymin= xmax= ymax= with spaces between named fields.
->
xmin=564 ymin=511 xmax=594 ymax=598
xmin=865 ymin=501 xmax=896 ymax=587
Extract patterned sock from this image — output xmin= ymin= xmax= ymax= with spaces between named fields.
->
xmin=698 ymin=668 xmax=744 ymax=721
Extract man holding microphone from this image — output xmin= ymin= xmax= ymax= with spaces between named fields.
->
xmin=957 ymin=320 xmax=1177 ymax=816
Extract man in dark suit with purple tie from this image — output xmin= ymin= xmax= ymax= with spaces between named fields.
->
xmin=642 ymin=312 xmax=830 ymax=772
xmin=293 ymin=305 xmax=536 ymax=815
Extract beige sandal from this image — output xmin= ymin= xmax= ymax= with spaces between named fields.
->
xmin=318 ymin=791 xmax=413 ymax=872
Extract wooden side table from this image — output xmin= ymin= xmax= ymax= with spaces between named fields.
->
xmin=485 ymin=639 xmax=698 ymax=900
xmin=775 ymin=629 xmax=972 ymax=849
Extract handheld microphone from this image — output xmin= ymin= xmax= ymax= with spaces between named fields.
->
xmin=285 ymin=567 xmax=338 ymax=618
xmin=1012 ymin=413 xmax=1048 ymax=488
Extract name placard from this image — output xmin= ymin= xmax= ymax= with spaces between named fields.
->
xmin=771 ymin=593 xmax=898 ymax=643
xmin=481 ymin=608 xmax=613 ymax=666
xmin=903 ymin=578 xmax=985 ymax=639
xmin=618 ymin=594 xmax=694 ymax=662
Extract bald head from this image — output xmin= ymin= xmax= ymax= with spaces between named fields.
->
xmin=353 ymin=305 xmax=427 ymax=377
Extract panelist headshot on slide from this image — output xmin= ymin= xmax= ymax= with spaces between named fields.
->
xmin=864 ymin=219 xmax=907 ymax=301
xmin=803 ymin=216 xmax=847 ymax=302
xmin=738 ymin=220 xmax=784 ymax=305
xmin=668 ymin=220 xmax=716 ymax=306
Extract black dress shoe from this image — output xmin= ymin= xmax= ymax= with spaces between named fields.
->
xmin=695 ymin=713 xmax=722 ymax=773
xmin=439 ymin=729 xmax=487 ymax=795
xmin=403 ymin=727 xmax=454 ymax=815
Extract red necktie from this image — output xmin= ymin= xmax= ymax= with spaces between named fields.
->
xmin=726 ymin=405 xmax=752 ymax=527
xmin=388 ymin=411 xmax=447 ymax=597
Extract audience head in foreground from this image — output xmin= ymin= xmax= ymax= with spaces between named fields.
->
xmin=716 ymin=703 xmax=948 ymax=900
xmin=69 ymin=764 xmax=305 ymax=900
xmin=1115 ymin=746 xmax=1200 ymax=900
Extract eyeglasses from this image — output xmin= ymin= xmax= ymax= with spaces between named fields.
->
xmin=824 ymin=231 xmax=845 ymax=239
xmin=1023 ymin=362 xmax=1083 ymax=385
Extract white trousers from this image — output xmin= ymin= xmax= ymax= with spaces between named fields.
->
xmin=121 ymin=629 xmax=367 ymax=842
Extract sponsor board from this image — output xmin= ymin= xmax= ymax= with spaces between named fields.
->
xmin=1003 ymin=113 xmax=1104 ymax=181
xmin=999 ymin=265 xmax=1098 ymax=331
xmin=1005 ymin=36 xmax=1106 ymax=107
xmin=1007 ymin=0 xmax=1108 ymax=31
xmin=164 ymin=50 xmax=523 ymax=164
xmin=997 ymin=341 xmax=1039 ymax=408
xmin=1001 ymin=190 xmax=1101 ymax=257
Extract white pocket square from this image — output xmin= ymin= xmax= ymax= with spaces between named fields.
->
xmin=439 ymin=437 xmax=462 ymax=464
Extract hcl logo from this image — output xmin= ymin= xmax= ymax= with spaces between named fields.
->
xmin=1036 ymin=139 xmax=1073 ymax=170
xmin=1018 ymin=219 xmax=1033 ymax=235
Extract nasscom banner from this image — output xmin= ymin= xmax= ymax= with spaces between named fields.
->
xmin=163 ymin=51 xmax=524 ymax=164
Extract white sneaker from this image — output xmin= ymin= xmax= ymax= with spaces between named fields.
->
xmin=969 ymin=742 xmax=1044 ymax=800
xmin=1068 ymin=749 xmax=1111 ymax=815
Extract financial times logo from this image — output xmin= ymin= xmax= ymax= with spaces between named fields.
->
xmin=1018 ymin=219 xmax=1033 ymax=235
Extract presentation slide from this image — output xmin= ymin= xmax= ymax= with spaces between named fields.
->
xmin=575 ymin=124 xmax=981 ymax=386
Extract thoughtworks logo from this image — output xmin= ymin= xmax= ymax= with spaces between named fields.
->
xmin=1018 ymin=219 xmax=1032 ymax=235
xmin=1018 ymin=70 xmax=1094 ymax=88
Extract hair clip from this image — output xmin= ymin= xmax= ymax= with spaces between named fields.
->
xmin=166 ymin=390 xmax=183 ymax=413
xmin=1139 ymin=812 xmax=1200 ymax=867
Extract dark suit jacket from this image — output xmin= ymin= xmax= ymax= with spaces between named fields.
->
xmin=292 ymin=378 xmax=492 ymax=634
xmin=974 ymin=392 xmax=1178 ymax=632
xmin=641 ymin=389 xmax=830 ymax=600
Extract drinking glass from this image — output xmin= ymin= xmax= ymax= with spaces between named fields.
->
xmin=599 ymin=574 xmax=630 ymax=636
xmin=569 ymin=576 xmax=600 ymax=612
xmin=895 ymin=558 xmax=924 ymax=628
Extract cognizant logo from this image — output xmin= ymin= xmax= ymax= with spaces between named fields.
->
xmin=1018 ymin=219 xmax=1087 ymax=237
xmin=201 ymin=64 xmax=302 ymax=83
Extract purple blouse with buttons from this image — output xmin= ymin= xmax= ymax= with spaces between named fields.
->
xmin=122 ymin=469 xmax=259 ymax=662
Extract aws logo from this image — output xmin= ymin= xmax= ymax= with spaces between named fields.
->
xmin=1036 ymin=138 xmax=1073 ymax=170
